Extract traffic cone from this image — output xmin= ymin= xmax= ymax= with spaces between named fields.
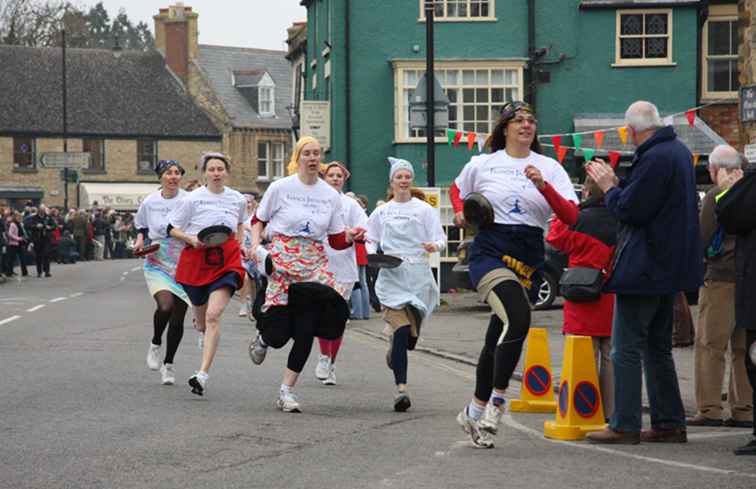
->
xmin=509 ymin=328 xmax=557 ymax=413
xmin=544 ymin=335 xmax=607 ymax=440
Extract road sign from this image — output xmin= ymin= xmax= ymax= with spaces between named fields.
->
xmin=573 ymin=381 xmax=600 ymax=419
xmin=558 ymin=381 xmax=569 ymax=418
xmin=524 ymin=365 xmax=552 ymax=396
xmin=745 ymin=144 xmax=756 ymax=163
xmin=40 ymin=152 xmax=91 ymax=169
xmin=741 ymin=85 xmax=756 ymax=123
xmin=300 ymin=101 xmax=331 ymax=151
xmin=409 ymin=72 xmax=449 ymax=131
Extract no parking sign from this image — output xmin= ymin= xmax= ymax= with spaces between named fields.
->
xmin=573 ymin=381 xmax=600 ymax=419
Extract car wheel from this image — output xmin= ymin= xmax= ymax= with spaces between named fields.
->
xmin=534 ymin=271 xmax=557 ymax=310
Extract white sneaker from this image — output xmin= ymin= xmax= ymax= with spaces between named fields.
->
xmin=188 ymin=371 xmax=207 ymax=396
xmin=160 ymin=363 xmax=175 ymax=385
xmin=315 ymin=354 xmax=331 ymax=380
xmin=146 ymin=343 xmax=161 ymax=371
xmin=249 ymin=334 xmax=267 ymax=365
xmin=323 ymin=365 xmax=336 ymax=386
xmin=238 ymin=305 xmax=247 ymax=317
xmin=479 ymin=401 xmax=505 ymax=435
xmin=456 ymin=407 xmax=494 ymax=448
xmin=276 ymin=391 xmax=301 ymax=413
xmin=197 ymin=332 xmax=204 ymax=350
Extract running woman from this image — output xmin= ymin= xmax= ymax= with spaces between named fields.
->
xmin=168 ymin=152 xmax=248 ymax=396
xmin=134 ymin=160 xmax=190 ymax=385
xmin=314 ymin=161 xmax=368 ymax=386
xmin=450 ymin=101 xmax=577 ymax=447
xmin=366 ymin=157 xmax=446 ymax=412
xmin=248 ymin=136 xmax=363 ymax=413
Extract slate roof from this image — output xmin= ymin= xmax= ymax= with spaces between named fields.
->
xmin=580 ymin=0 xmax=701 ymax=8
xmin=196 ymin=45 xmax=293 ymax=130
xmin=572 ymin=113 xmax=726 ymax=159
xmin=0 ymin=45 xmax=220 ymax=139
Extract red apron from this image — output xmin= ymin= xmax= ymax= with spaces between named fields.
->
xmin=175 ymin=236 xmax=245 ymax=287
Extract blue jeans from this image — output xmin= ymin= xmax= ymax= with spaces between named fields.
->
xmin=610 ymin=293 xmax=685 ymax=433
xmin=350 ymin=266 xmax=370 ymax=320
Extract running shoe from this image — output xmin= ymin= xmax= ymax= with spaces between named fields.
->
xmin=276 ymin=391 xmax=301 ymax=413
xmin=146 ymin=343 xmax=161 ymax=371
xmin=323 ymin=365 xmax=336 ymax=386
xmin=249 ymin=334 xmax=267 ymax=365
xmin=479 ymin=401 xmax=505 ymax=435
xmin=315 ymin=354 xmax=331 ymax=380
xmin=188 ymin=372 xmax=207 ymax=396
xmin=160 ymin=363 xmax=175 ymax=385
xmin=456 ymin=407 xmax=495 ymax=449
xmin=238 ymin=305 xmax=247 ymax=317
xmin=394 ymin=392 xmax=411 ymax=412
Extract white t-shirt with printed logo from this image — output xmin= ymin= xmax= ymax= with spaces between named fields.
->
xmin=255 ymin=175 xmax=345 ymax=241
xmin=454 ymin=150 xmax=578 ymax=229
xmin=168 ymin=186 xmax=247 ymax=236
xmin=135 ymin=189 xmax=187 ymax=240
xmin=326 ymin=193 xmax=368 ymax=283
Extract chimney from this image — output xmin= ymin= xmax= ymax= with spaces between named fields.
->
xmin=153 ymin=3 xmax=198 ymax=84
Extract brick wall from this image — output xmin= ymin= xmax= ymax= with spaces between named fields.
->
xmin=700 ymin=103 xmax=740 ymax=148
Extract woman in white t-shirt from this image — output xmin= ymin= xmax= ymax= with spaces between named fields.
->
xmin=314 ymin=161 xmax=368 ymax=386
xmin=450 ymin=101 xmax=578 ymax=448
xmin=133 ymin=160 xmax=190 ymax=386
xmin=366 ymin=157 xmax=446 ymax=413
xmin=167 ymin=152 xmax=248 ymax=397
xmin=248 ymin=136 xmax=363 ymax=413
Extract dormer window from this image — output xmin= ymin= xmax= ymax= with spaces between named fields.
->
xmin=257 ymin=73 xmax=276 ymax=116
xmin=232 ymin=69 xmax=275 ymax=118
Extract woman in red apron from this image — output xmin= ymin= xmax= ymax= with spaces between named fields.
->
xmin=168 ymin=152 xmax=247 ymax=396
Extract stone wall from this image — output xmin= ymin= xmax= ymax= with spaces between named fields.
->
xmin=739 ymin=0 xmax=756 ymax=148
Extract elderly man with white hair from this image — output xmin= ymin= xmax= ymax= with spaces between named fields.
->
xmin=688 ymin=145 xmax=754 ymax=429
xmin=585 ymin=101 xmax=703 ymax=444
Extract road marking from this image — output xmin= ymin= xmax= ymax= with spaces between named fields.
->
xmin=69 ymin=292 xmax=84 ymax=298
xmin=120 ymin=277 xmax=126 ymax=282
xmin=687 ymin=430 xmax=752 ymax=440
xmin=26 ymin=305 xmax=45 ymax=312
xmin=502 ymin=415 xmax=756 ymax=479
xmin=131 ymin=267 xmax=140 ymax=272
xmin=0 ymin=316 xmax=21 ymax=326
xmin=122 ymin=272 xmax=129 ymax=276
xmin=49 ymin=297 xmax=66 ymax=303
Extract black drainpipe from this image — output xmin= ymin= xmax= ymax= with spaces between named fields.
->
xmin=696 ymin=1 xmax=709 ymax=106
xmin=344 ymin=0 xmax=353 ymax=189
xmin=526 ymin=0 xmax=536 ymax=109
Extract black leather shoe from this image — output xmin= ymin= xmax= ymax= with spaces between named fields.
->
xmin=687 ymin=415 xmax=723 ymax=427
xmin=733 ymin=438 xmax=756 ymax=455
xmin=723 ymin=418 xmax=753 ymax=428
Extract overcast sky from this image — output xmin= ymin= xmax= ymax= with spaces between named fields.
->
xmin=96 ymin=1 xmax=307 ymax=51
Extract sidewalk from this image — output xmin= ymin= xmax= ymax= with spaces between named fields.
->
xmin=351 ymin=291 xmax=708 ymax=415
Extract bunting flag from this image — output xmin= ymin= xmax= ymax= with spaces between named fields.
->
xmin=477 ymin=134 xmax=486 ymax=152
xmin=693 ymin=153 xmax=700 ymax=166
xmin=556 ymin=146 xmax=568 ymax=163
xmin=551 ymin=135 xmax=562 ymax=153
xmin=594 ymin=131 xmax=605 ymax=150
xmin=453 ymin=130 xmax=463 ymax=147
xmin=582 ymin=148 xmax=595 ymax=162
xmin=447 ymin=129 xmax=455 ymax=146
xmin=608 ymin=151 xmax=621 ymax=169
xmin=572 ymin=133 xmax=583 ymax=149
xmin=617 ymin=127 xmax=628 ymax=145
xmin=467 ymin=131 xmax=476 ymax=151
xmin=686 ymin=110 xmax=696 ymax=128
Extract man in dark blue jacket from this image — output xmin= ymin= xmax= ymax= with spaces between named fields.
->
xmin=585 ymin=101 xmax=703 ymax=444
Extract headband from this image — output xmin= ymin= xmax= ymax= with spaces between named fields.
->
xmin=155 ymin=160 xmax=185 ymax=177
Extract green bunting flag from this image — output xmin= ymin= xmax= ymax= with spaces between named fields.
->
xmin=572 ymin=133 xmax=583 ymax=149
xmin=582 ymin=148 xmax=595 ymax=161
xmin=447 ymin=129 xmax=456 ymax=146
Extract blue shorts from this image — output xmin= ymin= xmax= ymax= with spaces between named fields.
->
xmin=181 ymin=271 xmax=241 ymax=306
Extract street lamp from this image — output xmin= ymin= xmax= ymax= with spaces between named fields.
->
xmin=425 ymin=1 xmax=435 ymax=187
xmin=61 ymin=28 xmax=69 ymax=210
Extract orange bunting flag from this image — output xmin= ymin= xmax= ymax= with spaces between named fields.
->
xmin=556 ymin=146 xmax=568 ymax=164
xmin=686 ymin=110 xmax=696 ymax=128
xmin=617 ymin=127 xmax=628 ymax=145
xmin=608 ymin=151 xmax=621 ymax=169
xmin=552 ymin=135 xmax=562 ymax=153
xmin=693 ymin=153 xmax=700 ymax=166
xmin=467 ymin=132 xmax=477 ymax=151
xmin=453 ymin=130 xmax=463 ymax=146
xmin=594 ymin=131 xmax=605 ymax=150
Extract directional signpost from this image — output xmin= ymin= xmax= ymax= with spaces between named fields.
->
xmin=40 ymin=152 xmax=91 ymax=210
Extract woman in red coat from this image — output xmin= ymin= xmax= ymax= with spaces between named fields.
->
xmin=525 ymin=162 xmax=617 ymax=420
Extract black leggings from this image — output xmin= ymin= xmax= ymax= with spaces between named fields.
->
xmin=474 ymin=281 xmax=532 ymax=402
xmin=260 ymin=307 xmax=317 ymax=373
xmin=151 ymin=291 xmax=188 ymax=365
xmin=391 ymin=326 xmax=410 ymax=385
xmin=745 ymin=330 xmax=756 ymax=436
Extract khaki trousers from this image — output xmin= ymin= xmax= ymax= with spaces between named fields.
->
xmin=694 ymin=281 xmax=753 ymax=421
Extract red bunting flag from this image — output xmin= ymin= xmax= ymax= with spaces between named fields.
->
xmin=551 ymin=135 xmax=562 ymax=153
xmin=556 ymin=146 xmax=568 ymax=163
xmin=594 ymin=131 xmax=605 ymax=150
xmin=453 ymin=130 xmax=463 ymax=147
xmin=467 ymin=132 xmax=477 ymax=151
xmin=686 ymin=110 xmax=696 ymax=128
xmin=608 ymin=151 xmax=621 ymax=169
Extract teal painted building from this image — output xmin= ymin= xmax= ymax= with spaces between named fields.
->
xmin=298 ymin=0 xmax=737 ymax=283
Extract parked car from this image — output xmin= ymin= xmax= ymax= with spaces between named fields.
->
xmin=452 ymin=238 xmax=567 ymax=310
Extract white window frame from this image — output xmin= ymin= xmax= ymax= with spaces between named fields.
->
xmin=258 ymin=73 xmax=276 ymax=117
xmin=614 ymin=9 xmax=674 ymax=67
xmin=393 ymin=60 xmax=525 ymax=143
xmin=702 ymin=5 xmax=738 ymax=100
xmin=419 ymin=0 xmax=496 ymax=22
xmin=256 ymin=141 xmax=286 ymax=182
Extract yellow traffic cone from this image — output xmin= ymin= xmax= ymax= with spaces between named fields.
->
xmin=544 ymin=335 xmax=607 ymax=440
xmin=510 ymin=328 xmax=557 ymax=413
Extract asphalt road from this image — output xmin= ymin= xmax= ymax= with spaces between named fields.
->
xmin=1 ymin=260 xmax=755 ymax=489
